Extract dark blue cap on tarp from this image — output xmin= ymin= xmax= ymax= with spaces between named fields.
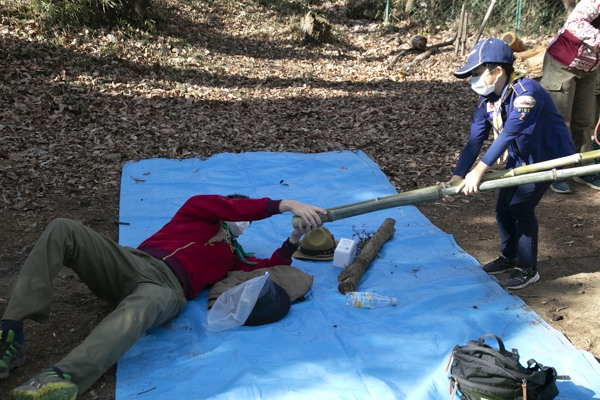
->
xmin=244 ymin=278 xmax=291 ymax=326
xmin=454 ymin=37 xmax=514 ymax=79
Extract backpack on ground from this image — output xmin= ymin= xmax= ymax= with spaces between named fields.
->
xmin=446 ymin=333 xmax=559 ymax=400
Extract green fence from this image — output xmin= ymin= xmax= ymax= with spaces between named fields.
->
xmin=387 ymin=0 xmax=570 ymax=36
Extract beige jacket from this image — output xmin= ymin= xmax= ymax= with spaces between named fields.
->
xmin=207 ymin=265 xmax=314 ymax=309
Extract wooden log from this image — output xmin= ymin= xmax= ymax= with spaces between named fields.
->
xmin=411 ymin=35 xmax=427 ymax=51
xmin=514 ymin=46 xmax=545 ymax=61
xmin=337 ymin=218 xmax=396 ymax=294
xmin=501 ymin=31 xmax=525 ymax=52
xmin=461 ymin=12 xmax=468 ymax=56
xmin=387 ymin=49 xmax=407 ymax=70
xmin=388 ymin=34 xmax=455 ymax=70
xmin=300 ymin=11 xmax=332 ymax=44
xmin=399 ymin=49 xmax=435 ymax=73
xmin=455 ymin=3 xmax=466 ymax=56
xmin=525 ymin=49 xmax=545 ymax=70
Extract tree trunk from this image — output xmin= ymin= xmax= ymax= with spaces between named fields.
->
xmin=337 ymin=218 xmax=396 ymax=294
xmin=300 ymin=11 xmax=332 ymax=44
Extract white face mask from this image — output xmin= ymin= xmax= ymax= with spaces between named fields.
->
xmin=469 ymin=71 xmax=496 ymax=96
xmin=226 ymin=221 xmax=250 ymax=237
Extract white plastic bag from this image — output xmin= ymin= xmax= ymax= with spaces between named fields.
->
xmin=204 ymin=272 xmax=269 ymax=333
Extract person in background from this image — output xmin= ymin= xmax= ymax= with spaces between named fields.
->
xmin=449 ymin=38 xmax=575 ymax=290
xmin=539 ymin=0 xmax=600 ymax=193
xmin=0 ymin=194 xmax=326 ymax=400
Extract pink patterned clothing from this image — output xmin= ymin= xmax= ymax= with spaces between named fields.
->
xmin=547 ymin=0 xmax=600 ymax=72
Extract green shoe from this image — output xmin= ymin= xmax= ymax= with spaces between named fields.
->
xmin=573 ymin=174 xmax=600 ymax=190
xmin=550 ymin=180 xmax=572 ymax=194
xmin=12 ymin=368 xmax=78 ymax=400
xmin=0 ymin=330 xmax=26 ymax=378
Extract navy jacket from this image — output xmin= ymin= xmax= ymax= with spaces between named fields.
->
xmin=454 ymin=77 xmax=575 ymax=177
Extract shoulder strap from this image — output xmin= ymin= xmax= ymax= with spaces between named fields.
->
xmin=477 ymin=333 xmax=507 ymax=354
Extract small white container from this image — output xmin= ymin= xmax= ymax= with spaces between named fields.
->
xmin=333 ymin=238 xmax=356 ymax=268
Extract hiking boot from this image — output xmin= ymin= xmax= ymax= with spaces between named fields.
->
xmin=12 ymin=367 xmax=78 ymax=400
xmin=482 ymin=254 xmax=515 ymax=275
xmin=500 ymin=267 xmax=540 ymax=290
xmin=550 ymin=180 xmax=572 ymax=194
xmin=573 ymin=174 xmax=600 ymax=190
xmin=0 ymin=330 xmax=25 ymax=379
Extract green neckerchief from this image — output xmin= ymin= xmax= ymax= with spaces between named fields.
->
xmin=222 ymin=222 xmax=258 ymax=266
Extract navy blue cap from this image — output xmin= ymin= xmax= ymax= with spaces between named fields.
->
xmin=244 ymin=278 xmax=291 ymax=326
xmin=454 ymin=37 xmax=514 ymax=79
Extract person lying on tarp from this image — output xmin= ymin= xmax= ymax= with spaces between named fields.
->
xmin=448 ymin=38 xmax=575 ymax=291
xmin=0 ymin=194 xmax=326 ymax=400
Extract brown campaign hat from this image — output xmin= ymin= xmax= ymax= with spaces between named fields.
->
xmin=292 ymin=226 xmax=338 ymax=261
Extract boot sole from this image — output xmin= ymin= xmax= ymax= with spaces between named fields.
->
xmin=13 ymin=382 xmax=77 ymax=400
xmin=550 ymin=185 xmax=572 ymax=194
xmin=483 ymin=267 xmax=514 ymax=275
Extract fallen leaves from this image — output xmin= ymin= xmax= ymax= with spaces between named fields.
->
xmin=0 ymin=1 xmax=552 ymax=217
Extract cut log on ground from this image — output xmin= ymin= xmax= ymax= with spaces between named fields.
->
xmin=388 ymin=33 xmax=456 ymax=70
xmin=514 ymin=46 xmax=545 ymax=61
xmin=337 ymin=218 xmax=396 ymax=294
xmin=525 ymin=49 xmax=545 ymax=70
xmin=399 ymin=49 xmax=435 ymax=73
xmin=411 ymin=35 xmax=427 ymax=50
xmin=501 ymin=31 xmax=525 ymax=52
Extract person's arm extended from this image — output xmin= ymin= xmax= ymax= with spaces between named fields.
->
xmin=233 ymin=224 xmax=314 ymax=271
xmin=455 ymin=130 xmax=519 ymax=195
xmin=454 ymin=161 xmax=490 ymax=195
xmin=453 ymin=102 xmax=492 ymax=177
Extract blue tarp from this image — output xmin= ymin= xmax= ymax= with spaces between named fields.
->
xmin=117 ymin=151 xmax=600 ymax=399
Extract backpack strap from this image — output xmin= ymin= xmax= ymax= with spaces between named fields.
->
xmin=477 ymin=333 xmax=507 ymax=354
xmin=526 ymin=359 xmax=543 ymax=371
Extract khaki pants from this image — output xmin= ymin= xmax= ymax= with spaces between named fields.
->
xmin=540 ymin=53 xmax=596 ymax=159
xmin=2 ymin=218 xmax=187 ymax=394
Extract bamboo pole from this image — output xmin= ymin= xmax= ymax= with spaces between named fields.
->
xmin=447 ymin=149 xmax=600 ymax=188
xmin=291 ymin=163 xmax=600 ymax=228
xmin=293 ymin=150 xmax=600 ymax=226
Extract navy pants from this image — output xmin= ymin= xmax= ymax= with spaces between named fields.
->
xmin=495 ymin=181 xmax=551 ymax=270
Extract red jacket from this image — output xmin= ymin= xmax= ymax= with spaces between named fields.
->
xmin=138 ymin=195 xmax=294 ymax=299
xmin=547 ymin=0 xmax=600 ymax=72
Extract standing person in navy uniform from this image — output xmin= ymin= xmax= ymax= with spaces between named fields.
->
xmin=449 ymin=38 xmax=575 ymax=289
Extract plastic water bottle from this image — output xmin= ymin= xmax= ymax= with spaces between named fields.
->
xmin=345 ymin=292 xmax=397 ymax=309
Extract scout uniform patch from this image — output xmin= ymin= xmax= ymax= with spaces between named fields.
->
xmin=514 ymin=95 xmax=536 ymax=113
